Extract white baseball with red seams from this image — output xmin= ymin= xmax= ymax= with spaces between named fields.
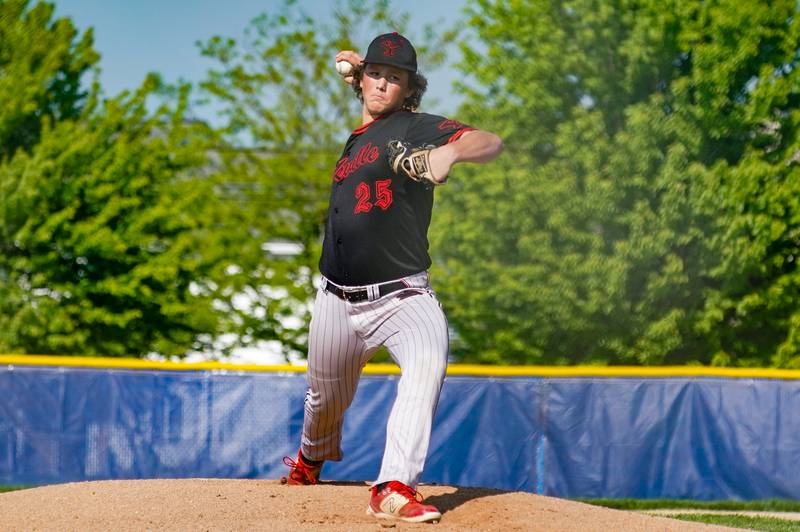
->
xmin=336 ymin=60 xmax=353 ymax=76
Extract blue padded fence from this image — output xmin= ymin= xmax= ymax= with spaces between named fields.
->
xmin=2 ymin=364 xmax=799 ymax=499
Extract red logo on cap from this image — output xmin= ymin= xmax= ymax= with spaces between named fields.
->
xmin=380 ymin=38 xmax=401 ymax=57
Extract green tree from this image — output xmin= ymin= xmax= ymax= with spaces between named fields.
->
xmin=431 ymin=0 xmax=800 ymax=366
xmin=197 ymin=0 xmax=455 ymax=357
xmin=0 ymin=0 xmax=98 ymax=160
xmin=0 ymin=76 xmax=245 ymax=357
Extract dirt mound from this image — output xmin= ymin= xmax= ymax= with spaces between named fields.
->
xmin=0 ymin=479 xmax=734 ymax=531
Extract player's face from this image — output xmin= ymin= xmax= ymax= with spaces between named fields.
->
xmin=361 ymin=63 xmax=413 ymax=115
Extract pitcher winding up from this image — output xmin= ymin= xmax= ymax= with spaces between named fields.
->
xmin=283 ymin=31 xmax=503 ymax=524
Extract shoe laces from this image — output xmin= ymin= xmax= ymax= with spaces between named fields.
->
xmin=383 ymin=481 xmax=424 ymax=503
xmin=283 ymin=455 xmax=320 ymax=484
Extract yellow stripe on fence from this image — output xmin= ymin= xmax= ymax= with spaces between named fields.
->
xmin=0 ymin=354 xmax=303 ymax=374
xmin=2 ymin=354 xmax=800 ymax=379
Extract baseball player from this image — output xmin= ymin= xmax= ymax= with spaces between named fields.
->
xmin=283 ymin=32 xmax=503 ymax=523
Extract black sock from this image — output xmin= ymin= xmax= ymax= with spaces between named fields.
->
xmin=300 ymin=452 xmax=323 ymax=466
xmin=375 ymin=481 xmax=389 ymax=492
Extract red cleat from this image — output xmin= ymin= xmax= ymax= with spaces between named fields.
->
xmin=282 ymin=451 xmax=323 ymax=485
xmin=367 ymin=481 xmax=442 ymax=523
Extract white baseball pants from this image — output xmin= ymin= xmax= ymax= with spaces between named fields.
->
xmin=300 ymin=271 xmax=449 ymax=488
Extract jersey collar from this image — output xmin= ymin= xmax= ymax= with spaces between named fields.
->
xmin=352 ymin=109 xmax=405 ymax=134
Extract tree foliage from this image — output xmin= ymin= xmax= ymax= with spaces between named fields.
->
xmin=0 ymin=1 xmax=245 ymax=358
xmin=0 ymin=0 xmax=98 ymax=160
xmin=0 ymin=0 xmax=455 ymax=360
xmin=0 ymin=75 xmax=244 ymax=357
xmin=7 ymin=0 xmax=797 ymax=367
xmin=431 ymin=0 xmax=800 ymax=366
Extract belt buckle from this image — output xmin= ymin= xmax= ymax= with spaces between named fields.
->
xmin=344 ymin=289 xmax=367 ymax=302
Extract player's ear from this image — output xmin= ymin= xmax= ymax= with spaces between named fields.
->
xmin=404 ymin=72 xmax=414 ymax=99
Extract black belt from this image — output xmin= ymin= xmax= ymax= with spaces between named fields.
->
xmin=324 ymin=280 xmax=408 ymax=303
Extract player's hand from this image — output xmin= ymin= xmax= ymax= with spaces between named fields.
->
xmin=335 ymin=50 xmax=363 ymax=85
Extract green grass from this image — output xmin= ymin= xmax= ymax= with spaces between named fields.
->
xmin=668 ymin=513 xmax=800 ymax=531
xmin=0 ymin=485 xmax=29 ymax=493
xmin=580 ymin=499 xmax=800 ymax=531
xmin=581 ymin=498 xmax=800 ymax=512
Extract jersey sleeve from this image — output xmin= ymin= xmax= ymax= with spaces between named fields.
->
xmin=405 ymin=113 xmax=476 ymax=148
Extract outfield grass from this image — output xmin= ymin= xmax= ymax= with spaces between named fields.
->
xmin=581 ymin=499 xmax=800 ymax=530
xmin=582 ymin=498 xmax=800 ymax=512
xmin=668 ymin=513 xmax=800 ymax=531
xmin=0 ymin=485 xmax=28 ymax=493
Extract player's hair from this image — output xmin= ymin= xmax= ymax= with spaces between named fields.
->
xmin=351 ymin=63 xmax=428 ymax=111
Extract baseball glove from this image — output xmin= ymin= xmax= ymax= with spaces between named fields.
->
xmin=387 ymin=140 xmax=445 ymax=186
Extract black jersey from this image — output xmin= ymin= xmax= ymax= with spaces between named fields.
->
xmin=319 ymin=110 xmax=474 ymax=286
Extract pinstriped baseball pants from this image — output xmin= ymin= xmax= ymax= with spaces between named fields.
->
xmin=300 ymin=271 xmax=449 ymax=488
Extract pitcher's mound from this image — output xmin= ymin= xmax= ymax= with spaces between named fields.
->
xmin=0 ymin=479 xmax=734 ymax=531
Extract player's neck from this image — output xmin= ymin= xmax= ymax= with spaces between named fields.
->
xmin=361 ymin=107 xmax=380 ymax=126
xmin=361 ymin=105 xmax=402 ymax=126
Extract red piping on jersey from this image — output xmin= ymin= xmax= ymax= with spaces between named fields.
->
xmin=352 ymin=109 xmax=404 ymax=134
xmin=447 ymin=127 xmax=476 ymax=143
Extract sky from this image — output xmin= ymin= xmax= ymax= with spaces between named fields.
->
xmin=53 ymin=0 xmax=470 ymax=120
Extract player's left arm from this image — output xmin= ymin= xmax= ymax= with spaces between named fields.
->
xmin=428 ymin=130 xmax=504 ymax=183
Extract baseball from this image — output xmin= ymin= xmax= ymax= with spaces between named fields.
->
xmin=336 ymin=60 xmax=353 ymax=77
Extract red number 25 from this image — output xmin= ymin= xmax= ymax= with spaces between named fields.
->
xmin=354 ymin=179 xmax=393 ymax=214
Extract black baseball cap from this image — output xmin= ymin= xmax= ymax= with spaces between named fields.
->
xmin=363 ymin=32 xmax=417 ymax=73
